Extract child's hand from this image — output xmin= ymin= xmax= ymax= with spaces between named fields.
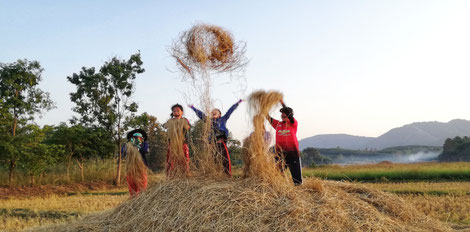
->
xmin=238 ymin=99 xmax=243 ymax=104
xmin=280 ymin=99 xmax=285 ymax=106
xmin=188 ymin=104 xmax=193 ymax=108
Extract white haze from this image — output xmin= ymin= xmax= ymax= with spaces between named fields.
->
xmin=385 ymin=151 xmax=442 ymax=163
xmin=336 ymin=151 xmax=442 ymax=164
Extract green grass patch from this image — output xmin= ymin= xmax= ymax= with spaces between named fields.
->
xmin=385 ymin=190 xmax=453 ymax=196
xmin=303 ymin=162 xmax=470 ymax=182
xmin=0 ymin=208 xmax=80 ymax=219
xmin=67 ymin=191 xmax=128 ymax=196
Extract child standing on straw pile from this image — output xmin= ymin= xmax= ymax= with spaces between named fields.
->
xmin=165 ymin=104 xmax=191 ymax=177
xmin=121 ymin=129 xmax=149 ymax=197
xmin=189 ymin=99 xmax=242 ymax=177
xmin=267 ymin=99 xmax=302 ymax=185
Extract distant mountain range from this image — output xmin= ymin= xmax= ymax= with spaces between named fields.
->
xmin=299 ymin=119 xmax=470 ymax=150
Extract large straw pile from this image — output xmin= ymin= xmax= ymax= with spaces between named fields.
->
xmin=33 ymin=177 xmax=450 ymax=232
xmin=171 ymin=23 xmax=247 ymax=78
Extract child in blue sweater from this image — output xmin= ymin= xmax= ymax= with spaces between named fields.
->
xmin=189 ymin=99 xmax=242 ymax=176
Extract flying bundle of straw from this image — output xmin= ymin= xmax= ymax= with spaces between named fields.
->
xmin=243 ymin=90 xmax=284 ymax=183
xmin=35 ymin=178 xmax=450 ymax=232
xmin=171 ymin=23 xmax=247 ymax=77
xmin=164 ymin=118 xmax=190 ymax=177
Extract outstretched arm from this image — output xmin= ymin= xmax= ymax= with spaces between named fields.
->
xmin=189 ymin=105 xmax=206 ymax=120
xmin=266 ymin=114 xmax=273 ymax=123
xmin=222 ymin=99 xmax=242 ymax=120
xmin=280 ymin=99 xmax=295 ymax=124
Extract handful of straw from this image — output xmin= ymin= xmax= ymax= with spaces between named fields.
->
xmin=244 ymin=90 xmax=286 ymax=184
xmin=165 ymin=118 xmax=190 ymax=177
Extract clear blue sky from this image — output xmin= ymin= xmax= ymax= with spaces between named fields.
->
xmin=2 ymin=1 xmax=470 ymax=140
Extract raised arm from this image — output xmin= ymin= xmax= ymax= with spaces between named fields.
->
xmin=280 ymin=99 xmax=295 ymax=124
xmin=269 ymin=116 xmax=280 ymax=129
xmin=190 ymin=105 xmax=206 ymax=120
xmin=222 ymin=99 xmax=242 ymax=120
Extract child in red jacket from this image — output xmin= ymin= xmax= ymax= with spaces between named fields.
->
xmin=268 ymin=99 xmax=302 ymax=185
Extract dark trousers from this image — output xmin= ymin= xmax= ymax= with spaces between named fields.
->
xmin=275 ymin=150 xmax=302 ymax=185
xmin=215 ymin=140 xmax=232 ymax=177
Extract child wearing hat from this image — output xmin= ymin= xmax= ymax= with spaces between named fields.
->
xmin=122 ymin=129 xmax=149 ymax=197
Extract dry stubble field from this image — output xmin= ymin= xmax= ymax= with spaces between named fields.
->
xmin=1 ymin=168 xmax=470 ymax=231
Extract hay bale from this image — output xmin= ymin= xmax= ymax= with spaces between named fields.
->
xmin=33 ymin=178 xmax=450 ymax=232
xmin=171 ymin=23 xmax=247 ymax=78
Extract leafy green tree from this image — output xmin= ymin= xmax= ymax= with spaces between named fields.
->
xmin=302 ymin=147 xmax=332 ymax=167
xmin=226 ymin=135 xmax=243 ymax=167
xmin=68 ymin=52 xmax=144 ymax=185
xmin=45 ymin=123 xmax=85 ymax=181
xmin=19 ymin=125 xmax=63 ymax=186
xmin=0 ymin=59 xmax=54 ymax=186
xmin=77 ymin=127 xmax=115 ymax=181
xmin=45 ymin=123 xmax=114 ymax=182
xmin=439 ymin=136 xmax=470 ymax=162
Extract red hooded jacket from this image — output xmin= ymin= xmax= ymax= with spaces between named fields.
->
xmin=270 ymin=117 xmax=299 ymax=155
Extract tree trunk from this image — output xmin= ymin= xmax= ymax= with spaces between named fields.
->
xmin=30 ymin=173 xmax=35 ymax=186
xmin=8 ymin=160 xmax=15 ymax=187
xmin=66 ymin=155 xmax=72 ymax=181
xmin=76 ymin=158 xmax=84 ymax=182
xmin=13 ymin=117 xmax=17 ymax=137
xmin=80 ymin=165 xmax=84 ymax=182
xmin=9 ymin=116 xmax=18 ymax=187
xmin=115 ymin=141 xmax=122 ymax=186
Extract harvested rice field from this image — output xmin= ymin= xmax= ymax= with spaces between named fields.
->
xmin=3 ymin=177 xmax=470 ymax=231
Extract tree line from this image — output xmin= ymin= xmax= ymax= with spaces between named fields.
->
xmin=439 ymin=136 xmax=470 ymax=162
xmin=0 ymin=54 xmax=243 ymax=187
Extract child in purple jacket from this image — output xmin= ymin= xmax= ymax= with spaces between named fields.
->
xmin=189 ymin=100 xmax=242 ymax=176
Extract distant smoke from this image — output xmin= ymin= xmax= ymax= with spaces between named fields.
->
xmin=398 ymin=151 xmax=441 ymax=163
xmin=334 ymin=151 xmax=442 ymax=164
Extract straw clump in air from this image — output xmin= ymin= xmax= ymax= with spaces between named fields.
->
xmin=171 ymin=23 xmax=248 ymax=77
xmin=34 ymin=178 xmax=451 ymax=232
xmin=171 ymin=23 xmax=248 ymax=176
